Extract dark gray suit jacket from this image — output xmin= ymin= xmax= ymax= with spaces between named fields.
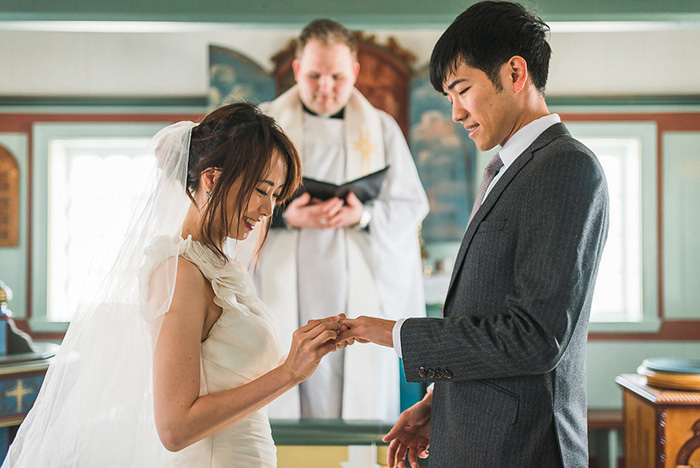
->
xmin=401 ymin=123 xmax=609 ymax=467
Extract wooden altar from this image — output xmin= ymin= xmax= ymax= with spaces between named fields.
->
xmin=616 ymin=373 xmax=700 ymax=468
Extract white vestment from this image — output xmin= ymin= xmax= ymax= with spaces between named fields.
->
xmin=234 ymin=86 xmax=429 ymax=420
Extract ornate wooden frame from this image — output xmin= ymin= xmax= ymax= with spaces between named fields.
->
xmin=0 ymin=146 xmax=19 ymax=247
xmin=676 ymin=418 xmax=700 ymax=466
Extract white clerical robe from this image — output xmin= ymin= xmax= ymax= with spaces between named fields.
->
xmin=232 ymin=92 xmax=429 ymax=421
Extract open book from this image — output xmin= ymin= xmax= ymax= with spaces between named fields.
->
xmin=299 ymin=166 xmax=390 ymax=203
xmin=270 ymin=166 xmax=390 ymax=228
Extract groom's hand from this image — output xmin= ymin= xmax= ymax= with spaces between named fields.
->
xmin=383 ymin=391 xmax=432 ymax=468
xmin=335 ymin=316 xmax=395 ymax=348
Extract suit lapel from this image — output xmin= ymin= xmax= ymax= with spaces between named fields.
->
xmin=442 ymin=123 xmax=570 ymax=312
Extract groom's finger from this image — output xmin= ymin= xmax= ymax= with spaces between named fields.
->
xmin=383 ymin=418 xmax=405 ymax=443
xmin=407 ymin=447 xmax=420 ymax=468
xmin=335 ymin=328 xmax=358 ymax=344
xmin=386 ymin=439 xmax=399 ymax=468
xmin=387 ymin=439 xmax=400 ymax=468
xmin=395 ymin=443 xmax=408 ymax=468
xmin=339 ymin=317 xmax=356 ymax=325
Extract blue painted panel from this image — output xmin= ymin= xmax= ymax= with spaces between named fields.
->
xmin=0 ymin=427 xmax=7 ymax=462
xmin=0 ymin=375 xmax=44 ymax=417
xmin=0 ymin=324 xmax=6 ymax=356
xmin=410 ymin=66 xmax=475 ymax=242
xmin=208 ymin=45 xmax=275 ymax=109
xmin=399 ymin=358 xmax=424 ymax=412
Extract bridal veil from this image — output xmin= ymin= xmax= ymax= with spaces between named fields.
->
xmin=4 ymin=121 xmax=197 ymax=467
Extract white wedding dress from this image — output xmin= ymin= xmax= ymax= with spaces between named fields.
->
xmin=152 ymin=235 xmax=281 ymax=467
xmin=5 ymin=121 xmax=284 ymax=467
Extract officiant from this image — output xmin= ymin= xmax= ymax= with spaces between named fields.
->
xmin=247 ymin=19 xmax=428 ymax=420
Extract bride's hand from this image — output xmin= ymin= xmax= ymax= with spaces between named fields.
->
xmin=282 ymin=316 xmax=342 ymax=383
xmin=306 ymin=314 xmax=355 ymax=349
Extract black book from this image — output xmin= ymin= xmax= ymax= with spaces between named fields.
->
xmin=299 ymin=166 xmax=390 ymax=203
xmin=270 ymin=166 xmax=390 ymax=228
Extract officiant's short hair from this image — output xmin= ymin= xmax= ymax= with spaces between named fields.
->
xmin=296 ymin=19 xmax=357 ymax=60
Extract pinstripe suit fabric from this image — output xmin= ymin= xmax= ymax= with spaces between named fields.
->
xmin=401 ymin=123 xmax=609 ymax=467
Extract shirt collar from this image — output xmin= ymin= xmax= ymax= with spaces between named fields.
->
xmin=302 ymin=103 xmax=345 ymax=119
xmin=498 ymin=114 xmax=561 ymax=169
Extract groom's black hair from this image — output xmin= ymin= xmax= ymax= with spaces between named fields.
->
xmin=430 ymin=1 xmax=551 ymax=94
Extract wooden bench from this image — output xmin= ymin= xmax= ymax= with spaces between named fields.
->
xmin=588 ymin=408 xmax=623 ymax=468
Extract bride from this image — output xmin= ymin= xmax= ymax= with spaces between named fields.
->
xmin=4 ymin=102 xmax=344 ymax=467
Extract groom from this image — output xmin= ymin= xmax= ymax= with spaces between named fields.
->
xmin=337 ymin=2 xmax=610 ymax=467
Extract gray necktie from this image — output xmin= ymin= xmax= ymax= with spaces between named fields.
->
xmin=467 ymin=153 xmax=503 ymax=227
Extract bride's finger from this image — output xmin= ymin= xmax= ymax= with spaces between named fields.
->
xmin=299 ymin=321 xmax=340 ymax=339
xmin=319 ymin=341 xmax=337 ymax=356
xmin=305 ymin=315 xmax=341 ymax=326
xmin=308 ymin=326 xmax=338 ymax=347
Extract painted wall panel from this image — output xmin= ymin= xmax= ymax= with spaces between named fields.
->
xmin=2 ymin=28 xmax=700 ymax=97
xmin=587 ymin=341 xmax=700 ymax=408
xmin=663 ymin=132 xmax=700 ymax=320
xmin=0 ymin=134 xmax=28 ymax=319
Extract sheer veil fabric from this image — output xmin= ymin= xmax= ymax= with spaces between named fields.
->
xmin=4 ymin=121 xmax=197 ymax=467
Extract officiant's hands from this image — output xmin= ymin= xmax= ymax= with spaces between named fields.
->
xmin=383 ymin=390 xmax=432 ymax=468
xmin=284 ymin=192 xmax=363 ymax=229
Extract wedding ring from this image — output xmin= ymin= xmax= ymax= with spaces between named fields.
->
xmin=320 ymin=219 xmax=327 ymax=226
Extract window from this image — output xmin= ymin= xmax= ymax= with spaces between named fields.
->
xmin=32 ymin=123 xmax=166 ymax=330
xmin=476 ymin=121 xmax=659 ymax=331
xmin=567 ymin=122 xmax=658 ymax=331
xmin=578 ymin=137 xmax=641 ymax=322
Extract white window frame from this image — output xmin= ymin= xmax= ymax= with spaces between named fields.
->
xmin=477 ymin=121 xmax=659 ymax=332
xmin=31 ymin=122 xmax=166 ymax=332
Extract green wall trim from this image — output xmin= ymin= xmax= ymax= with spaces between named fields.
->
xmin=271 ymin=419 xmax=392 ymax=446
xmin=2 ymin=0 xmax=700 ymax=26
xmin=0 ymin=96 xmax=208 ymax=108
xmin=547 ymin=95 xmax=700 ymax=107
xmin=2 ymin=95 xmax=700 ymax=112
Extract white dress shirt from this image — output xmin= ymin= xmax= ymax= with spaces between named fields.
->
xmin=392 ymin=113 xmax=562 ymax=358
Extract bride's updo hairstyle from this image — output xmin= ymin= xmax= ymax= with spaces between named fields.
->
xmin=187 ymin=102 xmax=301 ymax=259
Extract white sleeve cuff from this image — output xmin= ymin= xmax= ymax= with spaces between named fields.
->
xmin=392 ymin=318 xmax=406 ymax=358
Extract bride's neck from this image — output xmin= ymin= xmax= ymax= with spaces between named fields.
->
xmin=180 ymin=205 xmax=201 ymax=242
xmin=181 ymin=202 xmax=224 ymax=250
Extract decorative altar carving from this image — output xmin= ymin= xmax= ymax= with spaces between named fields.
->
xmin=616 ymin=373 xmax=700 ymax=468
xmin=0 ymin=146 xmax=19 ymax=247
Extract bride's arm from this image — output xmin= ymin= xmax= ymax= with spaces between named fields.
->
xmin=152 ymin=259 xmax=339 ymax=452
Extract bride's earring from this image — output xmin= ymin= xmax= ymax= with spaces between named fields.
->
xmin=205 ymin=190 xmax=212 ymax=198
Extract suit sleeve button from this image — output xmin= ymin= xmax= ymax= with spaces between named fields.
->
xmin=445 ymin=370 xmax=453 ymax=379
xmin=435 ymin=369 xmax=444 ymax=378
xmin=418 ymin=367 xmax=426 ymax=378
xmin=427 ymin=368 xmax=435 ymax=378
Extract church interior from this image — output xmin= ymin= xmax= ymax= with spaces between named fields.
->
xmin=1 ymin=0 xmax=700 ymax=466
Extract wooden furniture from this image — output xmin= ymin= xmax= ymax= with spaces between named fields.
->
xmin=616 ymin=373 xmax=700 ymax=468
xmin=0 ymin=342 xmax=57 ymax=460
xmin=0 ymin=145 xmax=20 ymax=247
